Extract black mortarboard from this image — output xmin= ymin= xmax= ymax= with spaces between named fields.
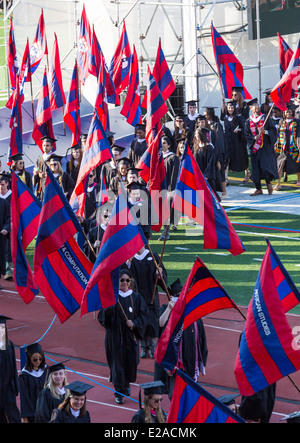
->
xmin=196 ymin=114 xmax=206 ymax=121
xmin=49 ymin=154 xmax=63 ymax=163
xmin=126 ymin=181 xmax=143 ymax=191
xmin=232 ymin=86 xmax=244 ymax=93
xmin=65 ymin=381 xmax=94 ymax=396
xmin=218 ymin=394 xmax=238 ymax=406
xmin=175 ymin=137 xmax=187 ymax=143
xmin=48 ymin=360 xmax=69 ymax=374
xmin=185 ymin=100 xmax=198 ymax=106
xmin=0 ymin=315 xmax=12 ymax=324
xmin=167 ymin=278 xmax=183 ymax=297
xmin=174 ymin=113 xmax=186 ymax=119
xmin=135 ymin=123 xmax=146 ymax=131
xmin=263 ymin=88 xmax=272 ymax=95
xmin=40 ymin=135 xmax=57 ymax=143
xmin=112 ymin=145 xmax=125 ymax=153
xmin=140 ymin=381 xmax=164 ymax=396
xmin=120 ymin=267 xmax=132 ymax=278
xmin=126 ymin=167 xmax=142 ymax=174
xmin=0 ymin=173 xmax=11 ymax=183
xmin=247 ymin=98 xmax=259 ymax=107
xmin=225 ymin=100 xmax=237 ymax=107
xmin=71 ymin=143 xmax=81 ymax=151
xmin=25 ymin=342 xmax=43 ymax=355
xmin=116 ymin=157 xmax=131 ymax=165
xmin=105 ymin=130 xmax=115 ymax=138
xmin=9 ymin=153 xmax=24 ymax=161
xmin=81 ymin=133 xmax=88 ymax=140
xmin=281 ymin=411 xmax=300 ymax=423
xmin=202 ymin=106 xmax=218 ymax=109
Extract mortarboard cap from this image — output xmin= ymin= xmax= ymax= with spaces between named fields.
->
xmin=140 ymin=380 xmax=164 ymax=396
xmin=263 ymin=88 xmax=272 ymax=95
xmin=48 ymin=360 xmax=69 ymax=374
xmin=174 ymin=113 xmax=186 ymax=119
xmin=0 ymin=315 xmax=12 ymax=324
xmin=247 ymin=98 xmax=259 ymax=107
xmin=40 ymin=135 xmax=57 ymax=143
xmin=126 ymin=167 xmax=142 ymax=174
xmin=225 ymin=100 xmax=237 ymax=106
xmin=281 ymin=411 xmax=300 ymax=423
xmin=105 ymin=130 xmax=115 ymax=138
xmin=65 ymin=381 xmax=94 ymax=396
xmin=116 ymin=157 xmax=131 ymax=165
xmin=175 ymin=136 xmax=187 ymax=143
xmin=25 ymin=342 xmax=43 ymax=355
xmin=81 ymin=133 xmax=88 ymax=140
xmin=232 ymin=86 xmax=244 ymax=93
xmin=196 ymin=114 xmax=206 ymax=121
xmin=112 ymin=145 xmax=125 ymax=153
xmin=185 ymin=100 xmax=198 ymax=106
xmin=0 ymin=173 xmax=11 ymax=183
xmin=135 ymin=123 xmax=146 ymax=130
xmin=167 ymin=278 xmax=183 ymax=297
xmin=49 ymin=154 xmax=63 ymax=163
xmin=9 ymin=153 xmax=24 ymax=161
xmin=218 ymin=394 xmax=238 ymax=406
xmin=126 ymin=181 xmax=143 ymax=191
xmin=202 ymin=106 xmax=218 ymax=109
xmin=71 ymin=144 xmax=81 ymax=151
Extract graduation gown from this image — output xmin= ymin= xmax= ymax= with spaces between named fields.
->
xmin=15 ymin=170 xmax=33 ymax=191
xmin=244 ymin=114 xmax=278 ymax=184
xmin=33 ymin=153 xmax=52 ymax=201
xmin=0 ymin=198 xmax=10 ymax=276
xmin=35 ymin=386 xmax=66 ymax=423
xmin=53 ymin=172 xmax=75 ymax=201
xmin=0 ymin=340 xmax=21 ymax=423
xmin=53 ymin=408 xmax=91 ymax=423
xmin=127 ymin=249 xmax=167 ymax=338
xmin=19 ymin=368 xmax=47 ymax=422
xmin=128 ymin=198 xmax=151 ymax=240
xmin=98 ymin=291 xmax=148 ymax=391
xmin=85 ymin=182 xmax=100 ymax=219
xmin=131 ymin=408 xmax=167 ymax=423
xmin=224 ymin=115 xmax=249 ymax=172
xmin=85 ymin=224 xmax=106 ymax=262
xmin=163 ymin=152 xmax=180 ymax=192
xmin=129 ymin=139 xmax=148 ymax=166
xmin=194 ymin=143 xmax=217 ymax=181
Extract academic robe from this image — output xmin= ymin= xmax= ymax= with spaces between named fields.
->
xmin=244 ymin=115 xmax=278 ymax=184
xmin=126 ymin=249 xmax=167 ymax=339
xmin=154 ymin=304 xmax=208 ymax=400
xmin=0 ymin=340 xmax=21 ymax=423
xmin=35 ymin=386 xmax=66 ymax=423
xmin=15 ymin=170 xmax=33 ymax=192
xmin=194 ymin=143 xmax=217 ymax=181
xmin=163 ymin=152 xmax=180 ymax=192
xmin=129 ymin=139 xmax=148 ymax=166
xmin=53 ymin=172 xmax=75 ymax=201
xmin=85 ymin=224 xmax=106 ymax=263
xmin=185 ymin=114 xmax=199 ymax=134
xmin=239 ymin=384 xmax=276 ymax=423
xmin=224 ymin=115 xmax=249 ymax=172
xmin=33 ymin=153 xmax=51 ymax=201
xmin=98 ymin=291 xmax=148 ymax=394
xmin=128 ymin=198 xmax=151 ymax=240
xmin=85 ymin=182 xmax=100 ymax=219
xmin=19 ymin=368 xmax=47 ymax=422
xmin=0 ymin=198 xmax=11 ymax=276
xmin=274 ymin=118 xmax=300 ymax=174
xmin=52 ymin=408 xmax=91 ymax=423
xmin=131 ymin=408 xmax=167 ymax=424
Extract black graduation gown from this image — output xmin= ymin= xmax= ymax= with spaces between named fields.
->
xmin=194 ymin=143 xmax=217 ymax=181
xmin=35 ymin=386 xmax=66 ymax=423
xmin=224 ymin=115 xmax=249 ymax=172
xmin=53 ymin=408 xmax=91 ymax=423
xmin=239 ymin=384 xmax=276 ymax=423
xmin=33 ymin=154 xmax=51 ymax=201
xmin=0 ymin=198 xmax=10 ymax=277
xmin=0 ymin=340 xmax=21 ymax=423
xmin=85 ymin=225 xmax=106 ymax=262
xmin=154 ymin=304 xmax=208 ymax=400
xmin=19 ymin=369 xmax=47 ymax=422
xmin=209 ymin=121 xmax=227 ymax=185
xmin=127 ymin=250 xmax=167 ymax=338
xmin=129 ymin=139 xmax=148 ymax=166
xmin=163 ymin=152 xmax=180 ymax=192
xmin=244 ymin=115 xmax=278 ymax=184
xmin=85 ymin=182 xmax=100 ymax=219
xmin=98 ymin=291 xmax=148 ymax=392
xmin=131 ymin=408 xmax=167 ymax=423
xmin=15 ymin=170 xmax=33 ymax=192
xmin=185 ymin=115 xmax=198 ymax=134
xmin=55 ymin=172 xmax=75 ymax=201
xmin=275 ymin=118 xmax=300 ymax=174
xmin=128 ymin=199 xmax=151 ymax=240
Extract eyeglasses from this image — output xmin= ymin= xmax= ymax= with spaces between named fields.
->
xmin=51 ymin=162 xmax=58 ymax=166
xmin=32 ymin=357 xmax=43 ymax=362
xmin=153 ymin=398 xmax=163 ymax=403
xmin=120 ymin=278 xmax=131 ymax=283
xmin=175 ymin=119 xmax=183 ymax=123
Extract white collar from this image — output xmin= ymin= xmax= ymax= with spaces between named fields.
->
xmin=21 ymin=367 xmax=45 ymax=378
xmin=101 ymin=223 xmax=107 ymax=231
xmin=187 ymin=113 xmax=198 ymax=120
xmin=119 ymin=289 xmax=133 ymax=298
xmin=0 ymin=190 xmax=12 ymax=199
xmin=137 ymin=138 xmax=146 ymax=143
xmin=134 ymin=249 xmax=149 ymax=260
xmin=70 ymin=407 xmax=80 ymax=418
xmin=163 ymin=150 xmax=172 ymax=158
xmin=250 ymin=114 xmax=264 ymax=123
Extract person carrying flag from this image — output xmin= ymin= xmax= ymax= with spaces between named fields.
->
xmin=10 ymin=153 xmax=32 ymax=191
xmin=244 ymin=98 xmax=278 ymax=196
xmin=33 ymin=135 xmax=56 ymax=201
xmin=128 ymin=124 xmax=148 ymax=166
xmin=0 ymin=195 xmax=11 ymax=290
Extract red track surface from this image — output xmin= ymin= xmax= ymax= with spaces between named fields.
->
xmin=1 ymin=278 xmax=300 ymax=424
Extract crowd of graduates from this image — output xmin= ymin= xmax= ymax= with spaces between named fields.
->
xmin=1 ymin=86 xmax=300 ymax=424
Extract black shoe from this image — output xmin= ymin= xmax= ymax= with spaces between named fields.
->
xmin=115 ymin=396 xmax=124 ymax=404
xmin=0 ymin=285 xmax=2 ymax=290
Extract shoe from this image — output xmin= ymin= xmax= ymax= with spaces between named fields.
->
xmin=140 ymin=350 xmax=148 ymax=358
xmin=283 ymin=175 xmax=288 ymax=182
xmin=4 ymin=274 xmax=13 ymax=281
xmin=250 ymin=189 xmax=263 ymax=196
xmin=171 ymin=225 xmax=178 ymax=231
xmin=115 ymin=396 xmax=124 ymax=405
xmin=267 ymin=184 xmax=273 ymax=195
xmin=0 ymin=285 xmax=2 ymax=290
xmin=158 ymin=233 xmax=169 ymax=241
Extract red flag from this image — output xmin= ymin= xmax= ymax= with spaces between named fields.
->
xmin=6 ymin=39 xmax=31 ymax=109
xmin=7 ymin=17 xmax=19 ymax=91
xmin=120 ymin=45 xmax=142 ymax=126
xmin=78 ymin=4 xmax=92 ymax=85
xmin=30 ymin=9 xmax=48 ymax=75
xmin=8 ymin=76 xmax=23 ymax=165
xmin=278 ymin=33 xmax=293 ymax=78
xmin=109 ymin=21 xmax=131 ymax=94
xmin=64 ymin=59 xmax=81 ymax=147
xmin=271 ymin=38 xmax=300 ymax=111
xmin=94 ymin=53 xmax=110 ymax=131
xmin=48 ymin=33 xmax=66 ymax=111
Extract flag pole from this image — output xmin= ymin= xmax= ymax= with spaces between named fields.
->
xmin=147 ymin=245 xmax=171 ymax=301
xmin=287 ymin=375 xmax=300 ymax=394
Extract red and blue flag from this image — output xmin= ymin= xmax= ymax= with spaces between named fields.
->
xmin=8 ymin=76 xmax=23 ymax=164
xmin=167 ymin=369 xmax=245 ymax=423
xmin=154 ymin=256 xmax=238 ymax=372
xmin=98 ymin=168 xmax=109 ymax=207
xmin=69 ymin=109 xmax=113 ymax=217
xmin=78 ymin=4 xmax=92 ymax=85
xmin=142 ymin=38 xmax=175 ymax=108
xmin=11 ymin=173 xmax=41 ymax=304
xmin=7 ymin=17 xmax=19 ymax=91
xmin=64 ymin=59 xmax=81 ymax=147
xmin=48 ymin=33 xmax=66 ymax=111
xmin=211 ymin=22 xmax=251 ymax=99
xmin=172 ymin=142 xmax=245 ymax=256
xmin=145 ymin=65 xmax=168 ymax=146
xmin=30 ymin=9 xmax=48 ymax=75
xmin=95 ymin=52 xmax=110 ymax=131
xmin=121 ymin=45 xmax=142 ymax=127
xmin=81 ymin=186 xmax=148 ymax=315
xmin=33 ymin=168 xmax=93 ymax=323
xmin=234 ymin=242 xmax=300 ymax=396
xmin=6 ymin=38 xmax=31 ymax=109
xmin=32 ymin=66 xmax=56 ymax=151
xmin=278 ymin=33 xmax=293 ymax=78
xmin=271 ymin=38 xmax=300 ymax=111
xmin=109 ymin=20 xmax=131 ymax=94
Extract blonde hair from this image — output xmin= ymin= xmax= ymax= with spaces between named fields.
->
xmin=143 ymin=396 xmax=166 ymax=423
xmin=48 ymin=372 xmax=68 ymax=399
